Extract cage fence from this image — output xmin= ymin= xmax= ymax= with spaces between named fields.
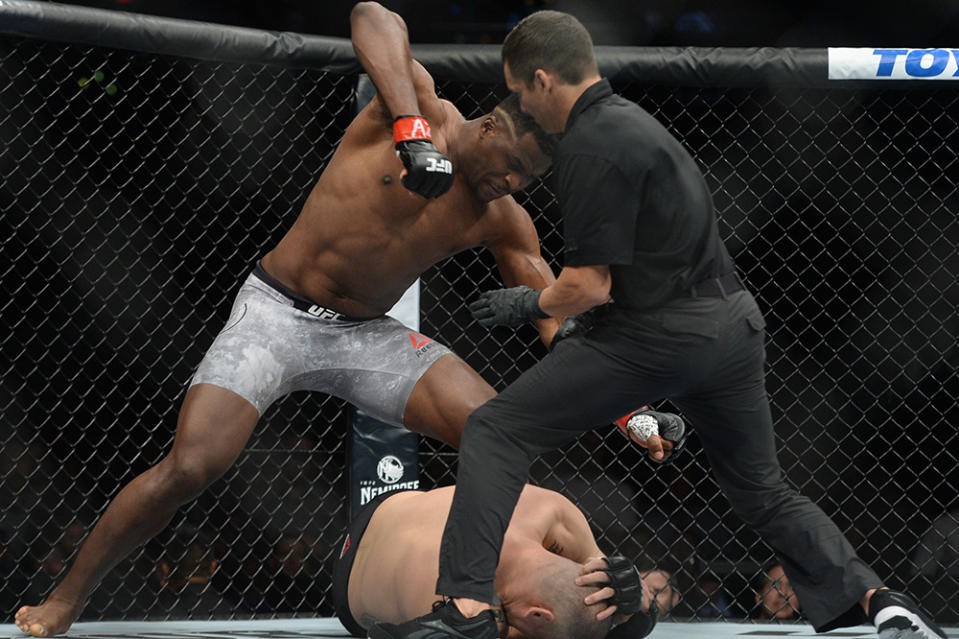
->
xmin=1 ymin=20 xmax=957 ymax=627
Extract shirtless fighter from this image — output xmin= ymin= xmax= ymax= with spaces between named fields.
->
xmin=334 ymin=485 xmax=658 ymax=639
xmin=15 ymin=3 xmax=680 ymax=636
xmin=15 ymin=2 xmax=686 ymax=633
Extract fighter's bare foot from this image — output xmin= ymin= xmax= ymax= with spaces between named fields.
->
xmin=15 ymin=596 xmax=83 ymax=637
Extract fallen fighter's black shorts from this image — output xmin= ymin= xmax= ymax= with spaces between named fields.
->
xmin=333 ymin=490 xmax=415 ymax=637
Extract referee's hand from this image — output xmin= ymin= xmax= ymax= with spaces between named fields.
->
xmin=468 ymin=286 xmax=548 ymax=327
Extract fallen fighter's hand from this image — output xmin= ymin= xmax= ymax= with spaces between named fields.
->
xmin=615 ymin=407 xmax=687 ymax=463
xmin=576 ymin=556 xmax=651 ymax=622
xmin=468 ymin=286 xmax=550 ymax=327
xmin=393 ymin=115 xmax=454 ymax=199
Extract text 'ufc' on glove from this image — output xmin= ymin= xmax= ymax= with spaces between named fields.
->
xmin=393 ymin=115 xmax=454 ymax=199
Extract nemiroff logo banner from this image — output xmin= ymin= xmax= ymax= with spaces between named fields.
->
xmin=829 ymin=48 xmax=959 ymax=80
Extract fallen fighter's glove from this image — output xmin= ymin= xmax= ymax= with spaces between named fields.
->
xmin=394 ymin=115 xmax=454 ymax=199
xmin=615 ymin=407 xmax=688 ymax=463
xmin=601 ymin=556 xmax=644 ymax=615
xmin=607 ymin=599 xmax=658 ymax=639
xmin=549 ymin=308 xmax=597 ymax=350
xmin=469 ymin=286 xmax=550 ymax=327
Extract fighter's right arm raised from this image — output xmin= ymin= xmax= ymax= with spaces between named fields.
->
xmin=350 ymin=2 xmax=421 ymax=119
xmin=350 ymin=2 xmax=453 ymax=198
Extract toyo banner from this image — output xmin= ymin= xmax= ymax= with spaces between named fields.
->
xmin=829 ymin=48 xmax=959 ymax=80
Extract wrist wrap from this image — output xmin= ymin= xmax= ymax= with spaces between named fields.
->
xmin=393 ymin=115 xmax=432 ymax=143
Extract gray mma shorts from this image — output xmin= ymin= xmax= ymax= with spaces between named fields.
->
xmin=190 ymin=263 xmax=452 ymax=422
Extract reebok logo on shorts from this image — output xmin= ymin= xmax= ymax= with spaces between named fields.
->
xmin=409 ymin=332 xmax=436 ymax=358
xmin=409 ymin=333 xmax=433 ymax=349
xmin=339 ymin=534 xmax=351 ymax=559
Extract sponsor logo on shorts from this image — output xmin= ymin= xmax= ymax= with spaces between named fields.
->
xmin=409 ymin=332 xmax=432 ymax=349
xmin=306 ymin=304 xmax=341 ymax=320
xmin=339 ymin=534 xmax=351 ymax=559
xmin=409 ymin=332 xmax=437 ymax=358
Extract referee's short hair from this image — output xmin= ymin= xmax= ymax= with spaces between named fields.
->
xmin=502 ymin=10 xmax=599 ymax=86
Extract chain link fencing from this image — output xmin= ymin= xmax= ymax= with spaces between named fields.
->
xmin=1 ymin=27 xmax=957 ymax=626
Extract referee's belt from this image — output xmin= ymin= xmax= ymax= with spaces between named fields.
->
xmin=687 ymin=271 xmax=744 ymax=298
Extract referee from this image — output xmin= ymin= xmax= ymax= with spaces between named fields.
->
xmin=372 ymin=10 xmax=946 ymax=639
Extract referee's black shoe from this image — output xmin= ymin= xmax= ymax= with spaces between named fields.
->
xmin=869 ymin=590 xmax=946 ymax=639
xmin=368 ymin=599 xmax=499 ymax=639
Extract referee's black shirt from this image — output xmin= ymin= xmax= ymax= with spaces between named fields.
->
xmin=553 ymin=78 xmax=734 ymax=311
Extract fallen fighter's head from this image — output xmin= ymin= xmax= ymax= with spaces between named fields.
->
xmin=499 ymin=552 xmax=613 ymax=639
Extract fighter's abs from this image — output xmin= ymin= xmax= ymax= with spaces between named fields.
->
xmin=265 ymin=190 xmax=480 ymax=318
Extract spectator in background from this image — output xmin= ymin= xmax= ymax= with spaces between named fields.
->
xmin=695 ymin=571 xmax=740 ymax=619
xmin=154 ymin=526 xmax=233 ymax=618
xmin=911 ymin=509 xmax=959 ymax=579
xmin=640 ymin=568 xmax=680 ymax=615
xmin=755 ymin=563 xmax=801 ymax=620
xmin=39 ymin=521 xmax=88 ymax=579
xmin=262 ymin=532 xmax=325 ymax=612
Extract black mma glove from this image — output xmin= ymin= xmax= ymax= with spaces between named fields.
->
xmin=606 ymin=598 xmax=658 ymax=639
xmin=393 ymin=115 xmax=454 ymax=199
xmin=601 ymin=556 xmax=644 ymax=615
xmin=549 ymin=308 xmax=597 ymax=350
xmin=468 ymin=286 xmax=549 ymax=327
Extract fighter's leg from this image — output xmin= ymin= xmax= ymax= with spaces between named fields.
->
xmin=15 ymin=384 xmax=258 ymax=637
xmin=437 ymin=333 xmax=677 ymax=603
xmin=402 ymin=353 xmax=497 ymax=449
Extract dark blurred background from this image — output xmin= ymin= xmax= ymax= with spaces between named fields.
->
xmin=2 ymin=0 xmax=958 ymax=627
xmin=44 ymin=0 xmax=959 ymax=46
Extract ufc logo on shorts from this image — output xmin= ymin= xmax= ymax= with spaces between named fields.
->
xmin=426 ymin=157 xmax=452 ymax=174
xmin=307 ymin=305 xmax=339 ymax=320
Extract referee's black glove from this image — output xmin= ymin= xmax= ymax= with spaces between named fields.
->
xmin=468 ymin=286 xmax=549 ymax=327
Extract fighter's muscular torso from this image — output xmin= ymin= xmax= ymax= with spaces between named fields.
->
xmin=347 ymin=486 xmax=603 ymax=633
xmin=261 ymin=65 xmax=540 ymax=319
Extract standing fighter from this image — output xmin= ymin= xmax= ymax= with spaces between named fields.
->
xmin=374 ymin=10 xmax=948 ymax=639
xmin=14 ymin=3 xmax=662 ymax=635
xmin=334 ymin=484 xmax=657 ymax=639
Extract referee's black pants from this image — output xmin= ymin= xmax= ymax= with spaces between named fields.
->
xmin=436 ymin=288 xmax=883 ymax=632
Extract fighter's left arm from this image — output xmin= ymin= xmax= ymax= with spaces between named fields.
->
xmin=511 ymin=485 xmax=604 ymax=562
xmin=482 ymin=197 xmax=562 ymax=347
xmin=530 ymin=490 xmax=654 ymax=626
xmin=529 ymin=489 xmax=657 ymax=632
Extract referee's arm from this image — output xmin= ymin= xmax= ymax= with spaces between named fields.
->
xmin=537 ymin=264 xmax=611 ymax=317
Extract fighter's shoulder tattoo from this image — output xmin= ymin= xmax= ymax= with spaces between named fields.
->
xmin=546 ymin=539 xmax=565 ymax=555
